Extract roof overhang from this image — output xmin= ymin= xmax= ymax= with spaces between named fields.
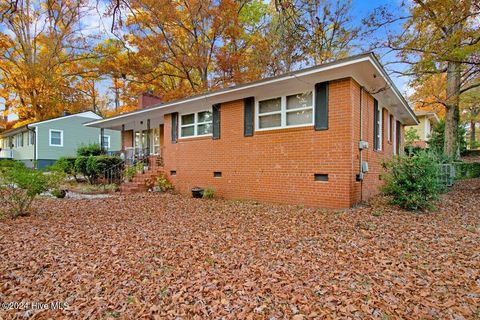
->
xmin=86 ymin=53 xmax=418 ymax=130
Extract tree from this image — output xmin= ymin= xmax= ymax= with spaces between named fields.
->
xmin=0 ymin=0 xmax=103 ymax=124
xmin=273 ymin=0 xmax=360 ymax=65
xmin=367 ymin=0 xmax=480 ymax=158
xmin=460 ymin=84 xmax=480 ymax=149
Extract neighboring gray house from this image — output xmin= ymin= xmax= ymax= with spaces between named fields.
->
xmin=0 ymin=111 xmax=121 ymax=169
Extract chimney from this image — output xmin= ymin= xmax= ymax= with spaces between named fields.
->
xmin=138 ymin=91 xmax=162 ymax=109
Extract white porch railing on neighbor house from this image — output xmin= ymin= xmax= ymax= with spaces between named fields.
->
xmin=0 ymin=149 xmax=13 ymax=159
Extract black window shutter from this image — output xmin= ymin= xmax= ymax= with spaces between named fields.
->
xmin=171 ymin=112 xmax=178 ymax=144
xmin=212 ymin=103 xmax=221 ymax=140
xmin=373 ymin=99 xmax=379 ymax=150
xmin=244 ymin=96 xmax=254 ymax=137
xmin=314 ymin=82 xmax=329 ymax=130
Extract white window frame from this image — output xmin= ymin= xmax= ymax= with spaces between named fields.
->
xmin=387 ymin=111 xmax=391 ymax=142
xmin=179 ymin=110 xmax=213 ymax=138
xmin=375 ymin=106 xmax=383 ymax=151
xmin=99 ymin=134 xmax=111 ymax=149
xmin=49 ymin=129 xmax=63 ymax=147
xmin=255 ymin=90 xmax=315 ymax=131
xmin=15 ymin=133 xmax=23 ymax=148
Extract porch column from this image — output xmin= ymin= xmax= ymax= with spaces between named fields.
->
xmin=100 ymin=128 xmax=105 ymax=153
xmin=121 ymin=124 xmax=125 ymax=151
xmin=146 ymin=119 xmax=151 ymax=156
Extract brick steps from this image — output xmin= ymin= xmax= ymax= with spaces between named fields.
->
xmin=120 ymin=156 xmax=164 ymax=194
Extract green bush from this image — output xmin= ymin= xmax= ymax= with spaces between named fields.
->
xmin=77 ymin=143 xmax=103 ymax=157
xmin=154 ymin=173 xmax=174 ymax=192
xmin=0 ymin=163 xmax=64 ymax=218
xmin=0 ymin=159 xmax=18 ymax=169
xmin=453 ymin=162 xmax=480 ymax=179
xmin=202 ymin=187 xmax=215 ymax=199
xmin=75 ymin=155 xmax=122 ymax=184
xmin=382 ymin=151 xmax=442 ymax=211
xmin=51 ymin=157 xmax=78 ymax=181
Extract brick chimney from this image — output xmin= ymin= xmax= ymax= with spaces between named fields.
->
xmin=138 ymin=90 xmax=162 ymax=109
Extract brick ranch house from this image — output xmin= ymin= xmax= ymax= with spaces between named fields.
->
xmin=86 ymin=53 xmax=418 ymax=208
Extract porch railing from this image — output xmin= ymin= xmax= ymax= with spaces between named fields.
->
xmin=0 ymin=149 xmax=13 ymax=159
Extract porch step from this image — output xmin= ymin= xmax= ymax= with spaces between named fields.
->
xmin=120 ymin=164 xmax=165 ymax=194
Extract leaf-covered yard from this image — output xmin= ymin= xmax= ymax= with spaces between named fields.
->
xmin=1 ymin=180 xmax=479 ymax=319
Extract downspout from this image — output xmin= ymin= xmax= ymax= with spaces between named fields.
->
xmin=359 ymin=86 xmax=364 ymax=202
xmin=26 ymin=124 xmax=37 ymax=169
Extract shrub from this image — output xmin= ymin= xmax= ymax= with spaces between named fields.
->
xmin=382 ymin=151 xmax=442 ymax=211
xmin=202 ymin=187 xmax=215 ymax=199
xmin=454 ymin=162 xmax=480 ymax=179
xmin=75 ymin=155 xmax=122 ymax=184
xmin=0 ymin=163 xmax=63 ymax=218
xmin=0 ymin=159 xmax=18 ymax=169
xmin=77 ymin=143 xmax=103 ymax=157
xmin=51 ymin=157 xmax=78 ymax=181
xmin=154 ymin=173 xmax=174 ymax=192
xmin=51 ymin=188 xmax=67 ymax=198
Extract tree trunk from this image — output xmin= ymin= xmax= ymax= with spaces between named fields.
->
xmin=444 ymin=60 xmax=461 ymax=158
xmin=471 ymin=119 xmax=477 ymax=148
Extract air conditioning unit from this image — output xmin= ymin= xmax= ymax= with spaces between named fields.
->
xmin=359 ymin=140 xmax=369 ymax=150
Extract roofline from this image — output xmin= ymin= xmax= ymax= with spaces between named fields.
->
xmin=0 ymin=111 xmax=102 ymax=137
xmin=86 ymin=52 xmax=418 ymax=127
xmin=28 ymin=111 xmax=102 ymax=127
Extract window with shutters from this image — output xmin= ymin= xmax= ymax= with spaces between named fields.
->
xmin=179 ymin=110 xmax=212 ymax=138
xmin=256 ymin=91 xmax=313 ymax=130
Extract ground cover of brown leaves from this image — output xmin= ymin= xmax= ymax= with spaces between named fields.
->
xmin=1 ymin=180 xmax=479 ymax=319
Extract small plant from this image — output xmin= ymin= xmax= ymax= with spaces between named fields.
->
xmin=202 ymin=187 xmax=215 ymax=199
xmin=372 ymin=209 xmax=382 ymax=217
xmin=51 ymin=188 xmax=67 ymax=198
xmin=0 ymin=163 xmax=64 ymax=218
xmin=124 ymin=165 xmax=137 ymax=182
xmin=154 ymin=173 xmax=174 ymax=192
xmin=382 ymin=151 xmax=442 ymax=211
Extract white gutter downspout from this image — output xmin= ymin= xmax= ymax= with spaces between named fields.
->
xmin=358 ymin=87 xmax=364 ymax=202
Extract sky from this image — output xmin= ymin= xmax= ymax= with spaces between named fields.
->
xmin=1 ymin=0 xmax=411 ymax=121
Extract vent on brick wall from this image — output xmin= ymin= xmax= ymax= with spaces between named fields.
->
xmin=170 ymin=170 xmax=177 ymax=176
xmin=314 ymin=173 xmax=328 ymax=181
xmin=214 ymin=171 xmax=222 ymax=178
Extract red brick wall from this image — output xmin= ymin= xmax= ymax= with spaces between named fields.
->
xmin=122 ymin=130 xmax=133 ymax=149
xmin=161 ymin=78 xmax=400 ymax=208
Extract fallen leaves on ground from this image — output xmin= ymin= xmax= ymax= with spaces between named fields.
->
xmin=0 ymin=179 xmax=479 ymax=319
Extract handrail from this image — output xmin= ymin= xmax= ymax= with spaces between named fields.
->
xmin=102 ymin=159 xmax=126 ymax=185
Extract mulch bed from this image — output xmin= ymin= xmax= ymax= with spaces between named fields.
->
xmin=0 ymin=180 xmax=479 ymax=319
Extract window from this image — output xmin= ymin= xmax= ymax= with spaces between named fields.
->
xmin=99 ymin=135 xmax=111 ymax=149
xmin=15 ymin=133 xmax=23 ymax=148
xmin=180 ymin=110 xmax=212 ymax=138
xmin=373 ymin=101 xmax=382 ymax=151
xmin=28 ymin=131 xmax=35 ymax=145
xmin=49 ymin=129 xmax=63 ymax=147
xmin=257 ymin=91 xmax=313 ymax=130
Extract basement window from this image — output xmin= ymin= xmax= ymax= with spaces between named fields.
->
xmin=214 ymin=171 xmax=222 ymax=178
xmin=314 ymin=173 xmax=329 ymax=182
xmin=170 ymin=170 xmax=177 ymax=176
